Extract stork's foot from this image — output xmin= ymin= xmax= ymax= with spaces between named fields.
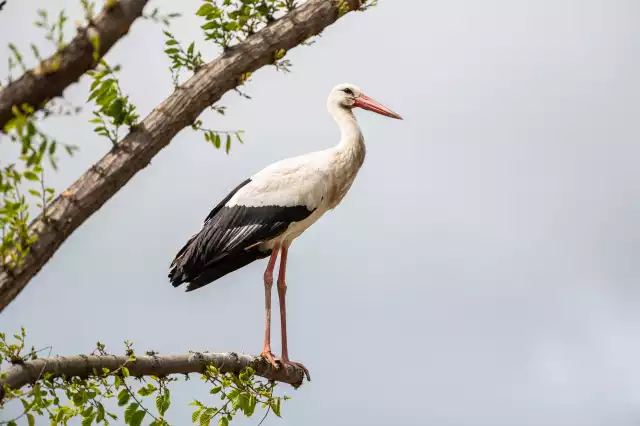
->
xmin=260 ymin=350 xmax=279 ymax=370
xmin=280 ymin=358 xmax=311 ymax=382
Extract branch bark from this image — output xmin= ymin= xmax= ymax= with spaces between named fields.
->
xmin=0 ymin=0 xmax=364 ymax=312
xmin=0 ymin=0 xmax=150 ymax=130
xmin=0 ymin=352 xmax=307 ymax=401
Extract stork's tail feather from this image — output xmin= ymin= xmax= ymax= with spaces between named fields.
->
xmin=169 ymin=247 xmax=271 ymax=292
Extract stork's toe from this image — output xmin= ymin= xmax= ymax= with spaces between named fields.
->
xmin=260 ymin=350 xmax=280 ymax=370
xmin=280 ymin=359 xmax=311 ymax=382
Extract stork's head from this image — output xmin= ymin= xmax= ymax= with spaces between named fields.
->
xmin=328 ymin=83 xmax=403 ymax=120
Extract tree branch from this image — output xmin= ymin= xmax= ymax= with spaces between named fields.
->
xmin=0 ymin=352 xmax=306 ymax=401
xmin=0 ymin=0 xmax=364 ymax=312
xmin=0 ymin=0 xmax=149 ymax=130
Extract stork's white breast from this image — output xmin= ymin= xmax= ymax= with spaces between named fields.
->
xmin=226 ymin=151 xmax=333 ymax=210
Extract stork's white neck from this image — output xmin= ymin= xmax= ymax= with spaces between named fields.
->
xmin=329 ymin=103 xmax=364 ymax=152
xmin=326 ymin=101 xmax=366 ymax=204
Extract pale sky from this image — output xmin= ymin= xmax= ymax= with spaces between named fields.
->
xmin=2 ymin=0 xmax=640 ymax=425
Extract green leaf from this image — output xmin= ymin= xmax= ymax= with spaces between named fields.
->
xmin=97 ymin=403 xmax=105 ymax=422
xmin=156 ymin=393 xmax=170 ymax=415
xmin=124 ymin=402 xmax=139 ymax=424
xmin=106 ymin=98 xmax=125 ymax=122
xmin=82 ymin=413 xmax=96 ymax=426
xmin=213 ymin=134 xmax=221 ymax=149
xmin=210 ymin=386 xmax=221 ymax=394
xmin=130 ymin=410 xmax=146 ymax=426
xmin=20 ymin=398 xmax=31 ymax=412
xmin=246 ymin=394 xmax=256 ymax=417
xmin=122 ymin=366 xmax=130 ymax=377
xmin=192 ymin=408 xmax=202 ymax=424
xmin=201 ymin=21 xmax=219 ymax=30
xmin=72 ymin=391 xmax=85 ymax=406
xmin=117 ymin=389 xmax=130 ymax=406
xmin=225 ymin=134 xmax=231 ymax=154
xmin=218 ymin=417 xmax=228 ymax=426
xmin=137 ymin=384 xmax=156 ymax=396
xmin=227 ymin=389 xmax=239 ymax=401
xmin=23 ymin=171 xmax=39 ymax=181
xmin=165 ymin=39 xmax=178 ymax=46
xmin=196 ymin=4 xmax=215 ymax=16
xmin=164 ymin=48 xmax=179 ymax=55
xmin=269 ymin=398 xmax=281 ymax=417
xmin=156 ymin=395 xmax=164 ymax=415
xmin=234 ymin=394 xmax=250 ymax=413
xmin=90 ymin=78 xmax=102 ymax=91
xmin=27 ymin=413 xmax=35 ymax=426
xmin=222 ymin=22 xmax=238 ymax=31
xmin=200 ymin=408 xmax=215 ymax=426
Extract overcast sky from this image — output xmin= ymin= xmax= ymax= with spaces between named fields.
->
xmin=2 ymin=0 xmax=640 ymax=425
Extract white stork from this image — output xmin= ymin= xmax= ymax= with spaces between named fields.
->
xmin=169 ymin=83 xmax=402 ymax=378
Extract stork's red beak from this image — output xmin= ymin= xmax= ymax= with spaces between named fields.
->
xmin=353 ymin=94 xmax=403 ymax=120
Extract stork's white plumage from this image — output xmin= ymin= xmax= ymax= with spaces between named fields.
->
xmin=169 ymin=83 xmax=402 ymax=378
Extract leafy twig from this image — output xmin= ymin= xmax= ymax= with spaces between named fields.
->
xmin=191 ymin=119 xmax=244 ymax=154
xmin=87 ymin=60 xmax=139 ymax=145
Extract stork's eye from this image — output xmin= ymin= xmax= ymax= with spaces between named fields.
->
xmin=342 ymin=88 xmax=354 ymax=96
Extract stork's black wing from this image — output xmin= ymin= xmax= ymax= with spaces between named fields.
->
xmin=168 ymin=178 xmax=314 ymax=291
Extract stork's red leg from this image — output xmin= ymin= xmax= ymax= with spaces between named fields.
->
xmin=276 ymin=245 xmax=311 ymax=381
xmin=260 ymin=247 xmax=280 ymax=369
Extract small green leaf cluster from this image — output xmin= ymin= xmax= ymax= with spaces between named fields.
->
xmin=163 ymin=31 xmax=205 ymax=87
xmin=143 ymin=8 xmax=182 ymax=27
xmin=361 ymin=0 xmax=378 ymax=11
xmin=337 ymin=0 xmax=377 ymax=17
xmin=0 ymin=163 xmax=52 ymax=270
xmin=196 ymin=0 xmax=298 ymax=50
xmin=1 ymin=5 xmax=83 ymax=272
xmin=33 ymin=9 xmax=68 ymax=51
xmin=1 ymin=329 xmax=291 ymax=425
xmin=163 ymin=0 xmax=315 ymax=151
xmin=79 ymin=0 xmax=96 ymax=21
xmin=1 ymin=104 xmax=78 ymax=270
xmin=6 ymin=44 xmax=27 ymax=77
xmin=87 ymin=61 xmax=139 ymax=145
xmin=191 ymin=120 xmax=244 ymax=154
xmin=272 ymin=48 xmax=291 ymax=73
xmin=190 ymin=364 xmax=289 ymax=426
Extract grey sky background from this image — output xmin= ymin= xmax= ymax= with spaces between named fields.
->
xmin=2 ymin=0 xmax=640 ymax=425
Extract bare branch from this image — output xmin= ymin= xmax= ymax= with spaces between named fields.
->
xmin=0 ymin=0 xmax=149 ymax=130
xmin=0 ymin=352 xmax=306 ymax=401
xmin=0 ymin=0 xmax=365 ymax=312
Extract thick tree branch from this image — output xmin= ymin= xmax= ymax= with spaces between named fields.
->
xmin=0 ymin=0 xmax=364 ymax=312
xmin=0 ymin=0 xmax=149 ymax=130
xmin=0 ymin=352 xmax=306 ymax=401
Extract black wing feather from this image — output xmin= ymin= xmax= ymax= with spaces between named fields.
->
xmin=169 ymin=178 xmax=314 ymax=291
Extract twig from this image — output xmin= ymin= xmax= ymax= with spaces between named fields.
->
xmin=256 ymin=406 xmax=271 ymax=426
xmin=123 ymin=380 xmax=161 ymax=423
